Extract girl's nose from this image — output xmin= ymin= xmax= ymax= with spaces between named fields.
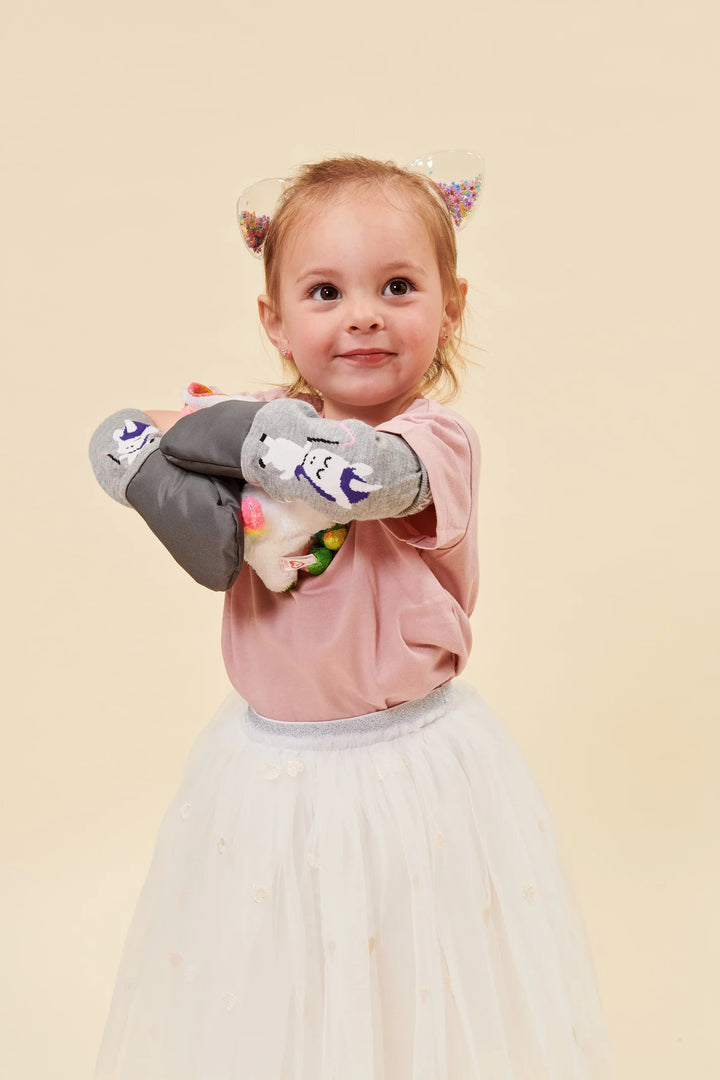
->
xmin=347 ymin=297 xmax=384 ymax=332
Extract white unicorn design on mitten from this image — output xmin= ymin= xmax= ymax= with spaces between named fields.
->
xmin=258 ymin=433 xmax=381 ymax=510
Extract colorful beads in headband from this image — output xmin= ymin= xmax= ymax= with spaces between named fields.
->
xmin=236 ymin=177 xmax=286 ymax=258
xmin=235 ymin=150 xmax=484 ymax=258
xmin=406 ymin=150 xmax=484 ymax=229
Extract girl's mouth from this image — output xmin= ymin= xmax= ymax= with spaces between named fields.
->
xmin=339 ymin=350 xmax=393 ymax=363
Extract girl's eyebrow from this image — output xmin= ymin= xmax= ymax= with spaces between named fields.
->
xmin=295 ymin=261 xmax=427 ymax=285
xmin=295 ymin=268 xmax=339 ymax=284
xmin=381 ymin=261 xmax=427 ymax=277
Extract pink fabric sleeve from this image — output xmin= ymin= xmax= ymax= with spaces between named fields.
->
xmin=377 ymin=402 xmax=480 ymax=551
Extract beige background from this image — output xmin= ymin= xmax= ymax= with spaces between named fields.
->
xmin=2 ymin=0 xmax=718 ymax=1076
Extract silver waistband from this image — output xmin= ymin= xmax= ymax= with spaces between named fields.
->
xmin=242 ymin=682 xmax=453 ymax=750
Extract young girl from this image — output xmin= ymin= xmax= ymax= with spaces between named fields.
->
xmin=90 ymin=155 xmax=614 ymax=1079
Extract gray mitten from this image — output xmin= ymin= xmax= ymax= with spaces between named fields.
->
xmin=89 ymin=408 xmax=250 ymax=592
xmin=159 ymin=399 xmax=264 ymax=476
xmin=90 ymin=409 xmax=163 ymax=506
xmin=162 ymin=398 xmax=431 ymax=524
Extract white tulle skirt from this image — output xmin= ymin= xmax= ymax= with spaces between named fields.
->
xmin=95 ymin=680 xmax=614 ymax=1080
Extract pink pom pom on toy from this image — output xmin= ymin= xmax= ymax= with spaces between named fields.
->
xmin=241 ymin=496 xmax=266 ymax=535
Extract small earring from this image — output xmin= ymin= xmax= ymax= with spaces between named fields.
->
xmin=281 ymin=348 xmax=289 ymax=359
xmin=441 ymin=332 xmax=449 ymax=342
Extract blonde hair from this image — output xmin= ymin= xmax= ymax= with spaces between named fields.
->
xmin=262 ymin=155 xmax=467 ymax=402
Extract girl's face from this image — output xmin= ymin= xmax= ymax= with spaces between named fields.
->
xmin=258 ymin=187 xmax=466 ymax=426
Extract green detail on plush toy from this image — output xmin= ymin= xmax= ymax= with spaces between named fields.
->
xmin=240 ymin=485 xmax=347 ymax=591
xmin=305 ymin=546 xmax=334 ymax=575
xmin=317 ymin=527 xmax=347 ymax=551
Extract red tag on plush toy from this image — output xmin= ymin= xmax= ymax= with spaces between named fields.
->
xmin=280 ymin=555 xmax=318 ymax=571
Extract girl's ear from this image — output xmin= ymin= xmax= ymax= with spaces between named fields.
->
xmin=258 ymin=294 xmax=291 ymax=356
xmin=440 ymin=278 xmax=468 ymax=340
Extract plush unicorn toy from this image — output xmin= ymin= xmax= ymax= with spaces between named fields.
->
xmin=239 ymin=486 xmax=346 ymax=591
xmin=182 ymin=384 xmax=348 ymax=592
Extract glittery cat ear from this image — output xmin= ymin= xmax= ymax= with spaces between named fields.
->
xmin=407 ymin=150 xmax=484 ymax=230
xmin=236 ymin=177 xmax=286 ymax=258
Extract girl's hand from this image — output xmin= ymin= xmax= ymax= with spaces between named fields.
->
xmin=145 ymin=409 xmax=183 ymax=432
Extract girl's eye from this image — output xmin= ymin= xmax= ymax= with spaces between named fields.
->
xmin=383 ymin=278 xmax=414 ymax=297
xmin=309 ymin=283 xmax=340 ymax=301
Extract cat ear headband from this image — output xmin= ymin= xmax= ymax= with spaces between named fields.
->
xmin=236 ymin=150 xmax=484 ymax=258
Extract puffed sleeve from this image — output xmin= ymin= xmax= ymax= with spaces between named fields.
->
xmin=376 ymin=401 xmax=480 ymax=551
